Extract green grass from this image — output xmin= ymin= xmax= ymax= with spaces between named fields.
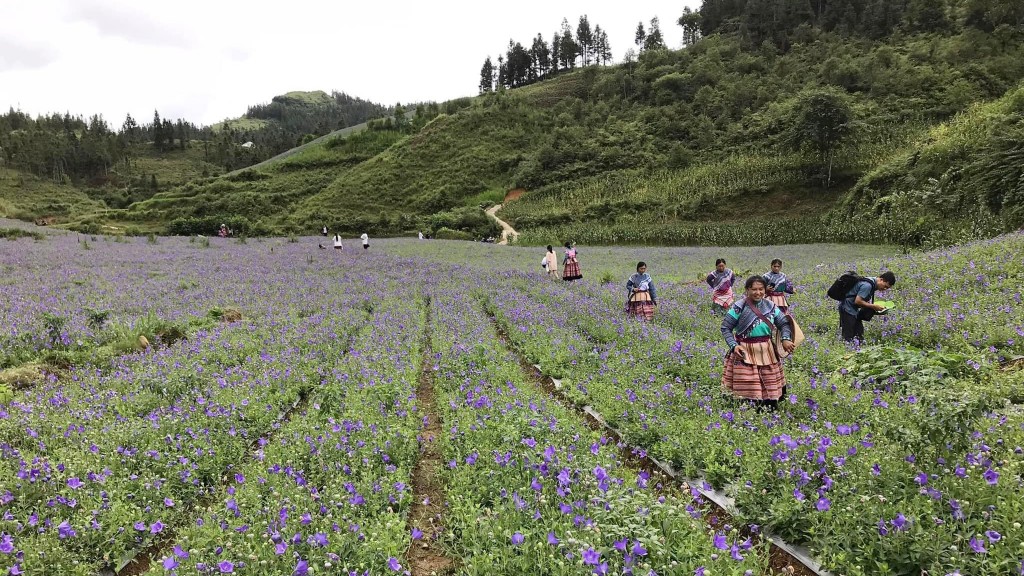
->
xmin=0 ymin=168 xmax=105 ymax=224
xmin=210 ymin=117 xmax=270 ymax=132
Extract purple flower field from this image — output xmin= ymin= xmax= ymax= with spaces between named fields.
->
xmin=1 ymin=226 xmax=1022 ymax=575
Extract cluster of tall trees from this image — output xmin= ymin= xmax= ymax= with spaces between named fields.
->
xmin=698 ymin=0 xmax=1024 ymax=48
xmin=479 ymin=15 xmax=616 ymax=92
xmin=0 ymin=91 xmax=389 ymax=182
xmin=243 ymin=91 xmax=384 ymax=142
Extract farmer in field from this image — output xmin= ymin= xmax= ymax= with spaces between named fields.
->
xmin=626 ymin=261 xmax=657 ymax=320
xmin=839 ymin=271 xmax=896 ymax=343
xmin=333 ymin=233 xmax=343 ymax=250
xmin=544 ymin=245 xmax=558 ymax=277
xmin=562 ymin=242 xmax=582 ymax=282
xmin=763 ymin=258 xmax=795 ymax=312
xmin=706 ymin=258 xmax=736 ymax=312
xmin=360 ymin=232 xmax=369 ymax=250
xmin=721 ymin=275 xmax=795 ymax=410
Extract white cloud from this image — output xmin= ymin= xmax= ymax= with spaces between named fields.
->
xmin=0 ymin=0 xmax=699 ymax=125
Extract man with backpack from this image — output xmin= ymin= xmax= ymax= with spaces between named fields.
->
xmin=832 ymin=271 xmax=896 ymax=343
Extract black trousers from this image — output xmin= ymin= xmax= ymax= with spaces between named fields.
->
xmin=840 ymin=310 xmax=864 ymax=342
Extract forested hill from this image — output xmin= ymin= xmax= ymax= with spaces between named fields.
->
xmin=0 ymin=90 xmax=387 ymax=227
xmin=5 ymin=0 xmax=1024 ymax=245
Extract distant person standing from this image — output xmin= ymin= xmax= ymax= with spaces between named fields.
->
xmin=838 ymin=271 xmax=896 ymax=343
xmin=544 ymin=245 xmax=558 ymax=277
xmin=706 ymin=259 xmax=736 ymax=312
xmin=418 ymin=231 xmax=424 ymax=240
xmin=322 ymin=225 xmax=328 ymax=237
xmin=763 ymin=259 xmax=795 ymax=312
xmin=562 ymin=242 xmax=582 ymax=282
xmin=360 ymin=233 xmax=369 ymax=250
xmin=332 ymin=233 xmax=343 ymax=250
xmin=625 ymin=262 xmax=657 ymax=321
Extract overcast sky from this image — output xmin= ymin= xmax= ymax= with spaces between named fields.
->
xmin=0 ymin=0 xmax=700 ymax=127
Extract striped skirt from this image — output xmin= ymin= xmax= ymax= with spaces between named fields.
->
xmin=712 ymin=289 xmax=734 ymax=309
xmin=627 ymin=291 xmax=655 ymax=321
xmin=563 ymin=260 xmax=582 ymax=281
xmin=721 ymin=338 xmax=785 ymax=400
xmin=767 ymin=291 xmax=789 ymax=310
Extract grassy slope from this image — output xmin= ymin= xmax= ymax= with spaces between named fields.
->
xmin=0 ymin=168 xmax=105 ymax=223
xmin=844 ymin=81 xmax=1024 ymax=244
xmin=68 ymin=28 xmax=1024 ymax=242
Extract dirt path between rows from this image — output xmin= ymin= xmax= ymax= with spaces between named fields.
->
xmin=406 ymin=297 xmax=456 ymax=576
xmin=483 ymin=306 xmax=820 ymax=576
xmin=485 ymin=204 xmax=518 ymax=245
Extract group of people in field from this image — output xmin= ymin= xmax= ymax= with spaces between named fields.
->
xmin=319 ymin=226 xmax=370 ymax=250
xmin=547 ymin=248 xmax=897 ymax=411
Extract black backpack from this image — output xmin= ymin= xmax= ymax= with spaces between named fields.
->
xmin=827 ymin=271 xmax=870 ymax=301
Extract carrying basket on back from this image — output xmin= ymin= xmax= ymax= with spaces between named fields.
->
xmin=746 ymin=298 xmax=803 ymax=359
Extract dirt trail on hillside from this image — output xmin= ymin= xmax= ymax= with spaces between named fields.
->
xmin=485 ymin=204 xmax=518 ymax=245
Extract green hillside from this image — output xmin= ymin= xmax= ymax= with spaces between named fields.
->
xmin=93 ymin=9 xmax=1024 ymax=243
xmin=843 ymin=82 xmax=1024 ymax=247
xmin=6 ymin=1 xmax=1024 ymax=245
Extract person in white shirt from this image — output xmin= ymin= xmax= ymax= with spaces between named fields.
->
xmin=418 ymin=231 xmax=424 ymax=240
xmin=333 ymin=234 xmax=343 ymax=250
xmin=360 ymin=233 xmax=369 ymax=250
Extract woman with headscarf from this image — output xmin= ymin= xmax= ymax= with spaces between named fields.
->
xmin=763 ymin=258 xmax=794 ymax=312
xmin=721 ymin=275 xmax=795 ymax=410
xmin=706 ymin=258 xmax=735 ymax=312
xmin=562 ymin=242 xmax=582 ymax=282
xmin=625 ymin=262 xmax=657 ymax=320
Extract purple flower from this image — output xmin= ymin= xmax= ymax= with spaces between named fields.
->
xmin=58 ymin=520 xmax=76 ymax=539
xmin=66 ymin=478 xmax=82 ymax=489
xmin=511 ymin=532 xmax=525 ymax=546
xmin=275 ymin=542 xmax=287 ymax=555
xmin=730 ymin=544 xmax=744 ymax=561
xmin=162 ymin=556 xmax=178 ymax=570
xmin=614 ymin=538 xmax=627 ymax=552
xmin=294 ymin=559 xmax=309 ymax=576
xmin=547 ymin=532 xmax=560 ymax=546
xmin=134 ymin=521 xmax=146 ymax=531
xmin=891 ymin=514 xmax=908 ymax=531
xmin=164 ymin=498 xmax=175 ymax=507
xmin=0 ymin=534 xmax=13 ymax=554
xmin=234 ymin=473 xmax=245 ymax=484
xmin=582 ymin=548 xmax=600 ymax=565
xmin=173 ymin=545 xmax=189 ymax=559
xmin=836 ymin=425 xmax=852 ymax=435
xmin=218 ymin=560 xmax=234 ymax=573
xmin=816 ymin=497 xmax=831 ymax=512
xmin=632 ymin=541 xmax=647 ymax=556
xmin=985 ymin=530 xmax=1001 ymax=543
xmin=150 ymin=521 xmax=164 ymax=534
xmin=411 ymin=527 xmax=423 ymax=540
xmin=387 ymin=557 xmax=402 ymax=571
xmin=877 ymin=519 xmax=889 ymax=536
xmin=713 ymin=532 xmax=728 ymax=550
xmin=969 ymin=536 xmax=987 ymax=554
xmin=984 ymin=468 xmax=999 ymax=485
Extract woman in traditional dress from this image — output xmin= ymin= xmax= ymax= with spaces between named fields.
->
xmin=721 ymin=275 xmax=795 ymax=410
xmin=626 ymin=262 xmax=657 ymax=320
xmin=763 ymin=258 xmax=794 ymax=312
xmin=333 ymin=233 xmax=343 ymax=250
xmin=562 ymin=242 xmax=582 ymax=282
xmin=544 ymin=245 xmax=559 ymax=278
xmin=706 ymin=258 xmax=736 ymax=312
